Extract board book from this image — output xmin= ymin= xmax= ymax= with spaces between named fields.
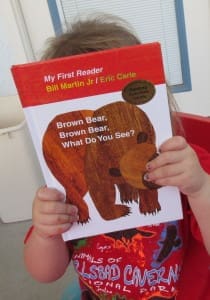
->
xmin=11 ymin=43 xmax=183 ymax=241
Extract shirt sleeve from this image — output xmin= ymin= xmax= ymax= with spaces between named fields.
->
xmin=24 ymin=225 xmax=34 ymax=244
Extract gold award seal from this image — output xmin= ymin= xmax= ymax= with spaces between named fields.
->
xmin=122 ymin=80 xmax=156 ymax=105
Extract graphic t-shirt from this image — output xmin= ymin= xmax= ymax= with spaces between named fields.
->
xmin=71 ymin=222 xmax=184 ymax=299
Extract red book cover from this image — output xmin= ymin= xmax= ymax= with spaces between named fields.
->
xmin=11 ymin=43 xmax=182 ymax=241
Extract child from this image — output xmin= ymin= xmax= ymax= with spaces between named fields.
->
xmin=24 ymin=15 xmax=210 ymax=299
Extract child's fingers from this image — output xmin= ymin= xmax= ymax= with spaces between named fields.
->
xmin=36 ymin=186 xmax=65 ymax=202
xmin=146 ymin=149 xmax=185 ymax=172
xmin=37 ymin=200 xmax=78 ymax=215
xmin=159 ymin=136 xmax=187 ymax=152
xmin=32 ymin=186 xmax=79 ymax=238
xmin=33 ymin=187 xmax=79 ymax=236
xmin=34 ymin=222 xmax=73 ymax=237
xmin=35 ymin=210 xmax=79 ymax=226
xmin=146 ymin=136 xmax=191 ymax=172
xmin=35 ymin=186 xmax=79 ymax=215
xmin=148 ymin=173 xmax=185 ymax=188
xmin=145 ymin=162 xmax=183 ymax=182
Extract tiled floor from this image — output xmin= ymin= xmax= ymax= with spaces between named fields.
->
xmin=0 ymin=219 xmax=76 ymax=300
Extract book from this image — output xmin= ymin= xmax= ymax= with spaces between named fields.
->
xmin=11 ymin=43 xmax=183 ymax=241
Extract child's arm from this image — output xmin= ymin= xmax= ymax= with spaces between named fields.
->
xmin=145 ymin=136 xmax=210 ymax=254
xmin=24 ymin=187 xmax=79 ymax=282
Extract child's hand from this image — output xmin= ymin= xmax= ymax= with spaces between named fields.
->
xmin=32 ymin=186 xmax=79 ymax=239
xmin=144 ymin=136 xmax=208 ymax=198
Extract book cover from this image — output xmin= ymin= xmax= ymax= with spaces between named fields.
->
xmin=11 ymin=43 xmax=183 ymax=241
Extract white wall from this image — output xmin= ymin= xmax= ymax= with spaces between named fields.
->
xmin=175 ymin=0 xmax=210 ymax=115
xmin=19 ymin=0 xmax=55 ymax=58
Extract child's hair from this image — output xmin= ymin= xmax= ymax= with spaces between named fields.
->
xmin=41 ymin=14 xmax=140 ymax=60
xmin=41 ymin=13 xmax=183 ymax=135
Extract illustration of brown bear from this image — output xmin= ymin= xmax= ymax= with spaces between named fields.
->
xmin=42 ymin=110 xmax=92 ymax=222
xmin=42 ymin=101 xmax=161 ymax=223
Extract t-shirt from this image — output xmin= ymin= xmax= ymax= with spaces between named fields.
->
xmin=66 ymin=144 xmax=210 ymax=299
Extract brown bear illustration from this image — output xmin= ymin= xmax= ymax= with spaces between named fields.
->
xmin=42 ymin=101 xmax=161 ymax=223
